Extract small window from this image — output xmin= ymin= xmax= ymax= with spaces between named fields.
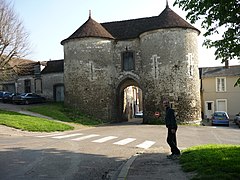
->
xmin=122 ymin=52 xmax=135 ymax=71
xmin=207 ymin=103 xmax=212 ymax=110
xmin=216 ymin=77 xmax=226 ymax=92
xmin=24 ymin=79 xmax=31 ymax=93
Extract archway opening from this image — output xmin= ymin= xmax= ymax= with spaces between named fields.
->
xmin=123 ymin=86 xmax=143 ymax=122
xmin=116 ymin=77 xmax=143 ymax=122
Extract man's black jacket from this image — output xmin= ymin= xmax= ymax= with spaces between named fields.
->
xmin=165 ymin=107 xmax=177 ymax=129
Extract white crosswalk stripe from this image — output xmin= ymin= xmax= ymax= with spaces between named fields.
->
xmin=136 ymin=140 xmax=156 ymax=149
xmin=92 ymin=136 xmax=118 ymax=143
xmin=37 ymin=133 xmax=66 ymax=138
xmin=35 ymin=132 xmax=156 ymax=149
xmin=52 ymin=133 xmax=83 ymax=139
xmin=113 ymin=138 xmax=136 ymax=145
xmin=72 ymin=134 xmax=99 ymax=141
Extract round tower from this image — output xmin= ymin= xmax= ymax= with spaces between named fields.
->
xmin=140 ymin=6 xmax=201 ymax=123
xmin=61 ymin=15 xmax=115 ymax=120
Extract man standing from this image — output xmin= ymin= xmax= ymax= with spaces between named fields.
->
xmin=163 ymin=100 xmax=181 ymax=159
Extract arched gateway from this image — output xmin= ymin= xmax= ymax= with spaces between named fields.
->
xmin=61 ymin=5 xmax=202 ymax=124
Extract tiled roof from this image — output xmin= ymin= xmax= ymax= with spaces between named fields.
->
xmin=41 ymin=60 xmax=64 ymax=74
xmin=61 ymin=6 xmax=199 ymax=44
xmin=102 ymin=6 xmax=200 ymax=39
xmin=16 ymin=62 xmax=39 ymax=76
xmin=201 ymin=65 xmax=240 ymax=78
xmin=61 ymin=16 xmax=114 ymax=44
xmin=8 ymin=58 xmax=39 ymax=76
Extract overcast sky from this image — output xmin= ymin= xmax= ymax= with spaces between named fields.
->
xmin=8 ymin=0 xmax=239 ymax=67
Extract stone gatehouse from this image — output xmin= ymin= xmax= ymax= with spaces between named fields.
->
xmin=61 ymin=4 xmax=202 ymax=123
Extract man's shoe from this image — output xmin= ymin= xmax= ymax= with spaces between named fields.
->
xmin=171 ymin=154 xmax=181 ymax=160
xmin=167 ymin=154 xmax=181 ymax=160
xmin=167 ymin=154 xmax=174 ymax=159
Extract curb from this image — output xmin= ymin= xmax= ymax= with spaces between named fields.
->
xmin=117 ymin=153 xmax=141 ymax=180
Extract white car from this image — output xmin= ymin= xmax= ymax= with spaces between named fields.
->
xmin=134 ymin=111 xmax=143 ymax=118
xmin=234 ymin=113 xmax=240 ymax=128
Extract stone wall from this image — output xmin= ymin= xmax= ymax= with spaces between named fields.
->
xmin=64 ymin=38 xmax=115 ymax=120
xmin=140 ymin=28 xmax=201 ymax=123
xmin=16 ymin=76 xmax=35 ymax=93
xmin=63 ymin=28 xmax=201 ymax=123
xmin=41 ymin=73 xmax=64 ymax=100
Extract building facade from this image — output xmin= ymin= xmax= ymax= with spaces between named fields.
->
xmin=61 ymin=5 xmax=202 ymax=123
xmin=201 ymin=65 xmax=240 ymax=119
xmin=0 ymin=59 xmax=42 ymax=94
xmin=41 ymin=60 xmax=64 ymax=102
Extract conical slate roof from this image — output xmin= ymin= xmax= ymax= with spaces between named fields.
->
xmin=102 ymin=6 xmax=200 ymax=39
xmin=61 ymin=5 xmax=200 ymax=44
xmin=61 ymin=16 xmax=114 ymax=44
xmin=157 ymin=5 xmax=199 ymax=31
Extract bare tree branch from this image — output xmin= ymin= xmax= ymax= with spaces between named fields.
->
xmin=0 ymin=0 xmax=31 ymax=81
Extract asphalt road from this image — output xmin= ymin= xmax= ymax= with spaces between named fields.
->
xmin=0 ymin=103 xmax=240 ymax=180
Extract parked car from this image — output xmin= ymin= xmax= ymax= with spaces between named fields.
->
xmin=0 ymin=91 xmax=11 ymax=102
xmin=12 ymin=93 xmax=46 ymax=105
xmin=211 ymin=111 xmax=229 ymax=126
xmin=2 ymin=92 xmax=16 ymax=103
xmin=233 ymin=113 xmax=240 ymax=128
xmin=134 ymin=111 xmax=143 ymax=118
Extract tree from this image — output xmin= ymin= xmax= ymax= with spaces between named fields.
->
xmin=174 ymin=0 xmax=240 ymax=86
xmin=174 ymin=0 xmax=239 ymax=61
xmin=0 ymin=0 xmax=30 ymax=81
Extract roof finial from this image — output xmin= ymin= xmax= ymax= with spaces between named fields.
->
xmin=89 ymin=10 xmax=91 ymax=18
xmin=166 ymin=0 xmax=169 ymax=8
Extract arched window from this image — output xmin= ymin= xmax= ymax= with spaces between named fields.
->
xmin=122 ymin=51 xmax=135 ymax=71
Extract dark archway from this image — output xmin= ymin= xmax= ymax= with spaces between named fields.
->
xmin=53 ymin=83 xmax=64 ymax=102
xmin=116 ymin=77 xmax=143 ymax=122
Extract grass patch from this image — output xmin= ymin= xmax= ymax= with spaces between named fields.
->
xmin=0 ymin=109 xmax=73 ymax=132
xmin=180 ymin=144 xmax=240 ymax=180
xmin=27 ymin=103 xmax=69 ymax=122
xmin=148 ymin=118 xmax=165 ymax=125
xmin=27 ymin=103 xmax=107 ymax=126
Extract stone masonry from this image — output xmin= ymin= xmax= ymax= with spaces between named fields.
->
xmin=61 ymin=5 xmax=202 ymax=123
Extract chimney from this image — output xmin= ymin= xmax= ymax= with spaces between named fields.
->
xmin=225 ymin=60 xmax=229 ymax=68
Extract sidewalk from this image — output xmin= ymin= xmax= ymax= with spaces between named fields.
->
xmin=117 ymin=148 xmax=194 ymax=180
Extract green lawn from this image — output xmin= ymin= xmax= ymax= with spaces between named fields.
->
xmin=0 ymin=103 xmax=107 ymax=132
xmin=0 ymin=109 xmax=73 ymax=132
xmin=27 ymin=103 xmax=107 ymax=126
xmin=180 ymin=144 xmax=240 ymax=180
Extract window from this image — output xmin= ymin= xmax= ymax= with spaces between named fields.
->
xmin=24 ymin=79 xmax=31 ymax=93
xmin=216 ymin=99 xmax=227 ymax=112
xmin=216 ymin=77 xmax=226 ymax=92
xmin=207 ymin=102 xmax=212 ymax=110
xmin=122 ymin=52 xmax=134 ymax=71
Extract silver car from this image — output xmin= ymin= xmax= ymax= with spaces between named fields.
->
xmin=234 ymin=113 xmax=240 ymax=128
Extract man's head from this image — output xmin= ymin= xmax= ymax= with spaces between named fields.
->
xmin=163 ymin=100 xmax=170 ymax=108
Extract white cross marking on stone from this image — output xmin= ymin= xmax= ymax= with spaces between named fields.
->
xmin=151 ymin=54 xmax=160 ymax=79
xmin=186 ymin=53 xmax=194 ymax=76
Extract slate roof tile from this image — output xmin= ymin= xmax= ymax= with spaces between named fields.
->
xmin=201 ymin=65 xmax=240 ymax=78
xmin=41 ymin=60 xmax=64 ymax=74
xmin=61 ymin=6 xmax=200 ymax=44
xmin=102 ymin=6 xmax=200 ymax=39
xmin=61 ymin=16 xmax=114 ymax=44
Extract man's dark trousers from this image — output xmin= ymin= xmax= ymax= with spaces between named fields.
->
xmin=167 ymin=127 xmax=180 ymax=155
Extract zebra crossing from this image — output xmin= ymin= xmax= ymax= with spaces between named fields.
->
xmin=36 ymin=132 xmax=156 ymax=149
